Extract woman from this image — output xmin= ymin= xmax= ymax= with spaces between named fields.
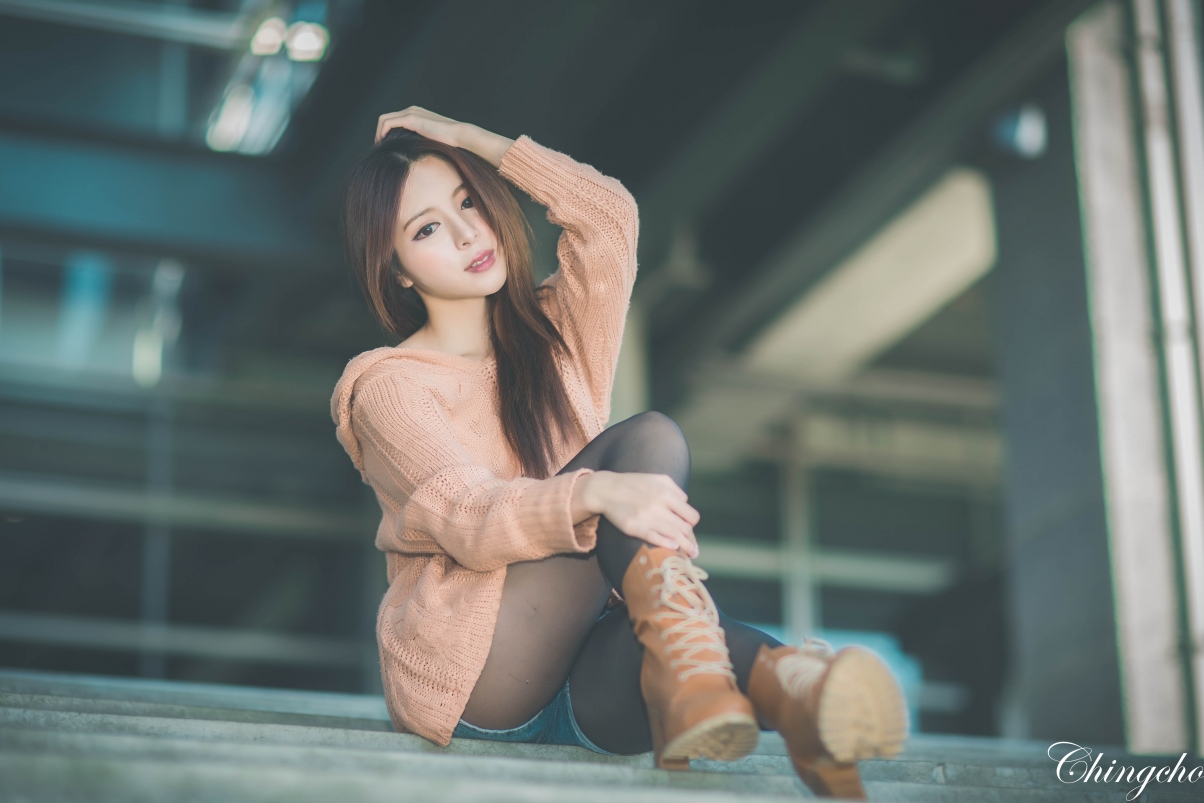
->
xmin=332 ymin=107 xmax=907 ymax=798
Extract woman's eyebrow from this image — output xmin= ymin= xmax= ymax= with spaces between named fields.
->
xmin=403 ymin=183 xmax=468 ymax=231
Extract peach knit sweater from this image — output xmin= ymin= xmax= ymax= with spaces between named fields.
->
xmin=331 ymin=135 xmax=638 ymax=746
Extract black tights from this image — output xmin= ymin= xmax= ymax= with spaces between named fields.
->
xmin=459 ymin=411 xmax=782 ymax=755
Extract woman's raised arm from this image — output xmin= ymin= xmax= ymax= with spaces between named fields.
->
xmin=496 ymin=135 xmax=639 ymax=425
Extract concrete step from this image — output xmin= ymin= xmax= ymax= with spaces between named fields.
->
xmin=0 ymin=669 xmax=1196 ymax=802
xmin=0 ymin=667 xmax=393 ymax=728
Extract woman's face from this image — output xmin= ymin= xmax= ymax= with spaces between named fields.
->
xmin=392 ymin=155 xmax=506 ymax=300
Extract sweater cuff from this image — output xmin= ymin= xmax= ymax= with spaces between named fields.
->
xmin=524 ymin=467 xmax=598 ymax=555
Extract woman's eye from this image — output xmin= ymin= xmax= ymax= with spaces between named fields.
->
xmin=462 ymin=196 xmax=474 ymax=209
xmin=415 ymin=222 xmax=436 ymax=240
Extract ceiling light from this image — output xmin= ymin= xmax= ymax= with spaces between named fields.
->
xmin=250 ymin=16 xmax=287 ymax=56
xmin=285 ymin=21 xmax=328 ymax=62
xmin=206 ymin=84 xmax=255 ymax=152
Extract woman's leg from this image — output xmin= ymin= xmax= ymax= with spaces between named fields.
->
xmin=460 ymin=411 xmax=782 ymax=744
xmin=568 ymin=598 xmax=782 ymax=754
xmin=460 ymin=411 xmax=688 ymax=729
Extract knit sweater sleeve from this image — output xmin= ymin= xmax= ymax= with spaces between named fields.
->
xmin=498 ymin=135 xmax=639 ymax=424
xmin=351 ymin=370 xmax=597 ymax=573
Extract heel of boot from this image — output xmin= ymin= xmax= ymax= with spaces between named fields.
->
xmin=649 ymin=707 xmax=690 ymax=770
xmin=662 ymin=710 xmax=759 ymax=763
xmin=816 ymin=647 xmax=908 ymax=763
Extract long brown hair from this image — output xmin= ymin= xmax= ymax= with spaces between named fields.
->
xmin=342 ymin=128 xmax=578 ymax=479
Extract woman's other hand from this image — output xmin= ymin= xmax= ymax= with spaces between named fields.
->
xmin=572 ymin=471 xmax=700 ymax=558
xmin=375 ymin=106 xmax=514 ymax=168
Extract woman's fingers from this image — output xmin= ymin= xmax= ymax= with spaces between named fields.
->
xmin=645 ymin=529 xmax=692 ymax=555
xmin=375 ymin=107 xmax=463 ymax=146
xmin=375 ymin=108 xmax=417 ymax=142
xmin=377 ymin=110 xmax=430 ymax=143
xmin=667 ymin=495 xmax=700 ymax=527
xmin=650 ymin=511 xmax=699 ymax=557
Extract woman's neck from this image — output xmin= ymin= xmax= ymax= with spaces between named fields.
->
xmin=402 ymin=295 xmax=492 ymax=361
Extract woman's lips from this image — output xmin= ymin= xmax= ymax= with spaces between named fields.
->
xmin=465 ymin=250 xmax=495 ymax=273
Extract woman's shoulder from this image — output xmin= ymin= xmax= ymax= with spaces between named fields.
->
xmin=332 ymin=345 xmax=491 ymax=423
xmin=332 ymin=346 xmax=480 ymax=475
xmin=333 ymin=347 xmax=436 ymax=422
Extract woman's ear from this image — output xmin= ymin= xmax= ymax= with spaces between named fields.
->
xmin=391 ymin=256 xmax=414 ymax=289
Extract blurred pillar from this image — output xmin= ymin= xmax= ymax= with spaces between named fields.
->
xmin=1128 ymin=0 xmax=1204 ymax=751
xmin=989 ymin=53 xmax=1127 ymax=745
xmin=781 ymin=417 xmax=818 ymax=643
xmin=990 ymin=0 xmax=1204 ymax=752
xmin=56 ymin=253 xmax=113 ymax=368
xmin=140 ymin=396 xmax=173 ymax=678
xmin=1067 ymin=0 xmax=1191 ymax=753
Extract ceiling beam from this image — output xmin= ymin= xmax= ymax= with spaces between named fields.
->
xmin=633 ymin=0 xmax=911 ymax=308
xmin=746 ymin=167 xmax=997 ymax=383
xmin=0 ymin=0 xmax=250 ymax=50
xmin=0 ymin=127 xmax=333 ymax=269
xmin=659 ymin=0 xmax=1096 ymax=405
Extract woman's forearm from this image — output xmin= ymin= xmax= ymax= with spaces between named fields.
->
xmin=459 ymin=124 xmax=515 ymax=169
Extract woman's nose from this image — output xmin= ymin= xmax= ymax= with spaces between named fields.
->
xmin=456 ymin=222 xmax=478 ymax=247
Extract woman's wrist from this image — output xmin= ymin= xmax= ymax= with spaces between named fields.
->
xmin=459 ymin=124 xmax=515 ymax=168
xmin=570 ymin=470 xmax=610 ymax=524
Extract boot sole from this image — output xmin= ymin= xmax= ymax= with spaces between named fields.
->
xmin=660 ymin=711 xmax=760 ymax=764
xmin=816 ymin=646 xmax=909 ymax=763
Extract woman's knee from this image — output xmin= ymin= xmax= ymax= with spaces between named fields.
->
xmin=607 ymin=411 xmax=689 ymax=474
xmin=615 ymin=411 xmax=687 ymax=450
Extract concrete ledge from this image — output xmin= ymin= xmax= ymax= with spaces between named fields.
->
xmin=0 ymin=750 xmax=797 ymax=803
xmin=5 ymin=668 xmax=1195 ymax=802
xmin=0 ymin=668 xmax=389 ymax=722
xmin=0 ymin=726 xmax=803 ymax=798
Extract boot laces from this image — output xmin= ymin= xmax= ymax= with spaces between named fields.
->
xmin=774 ymin=637 xmax=836 ymax=698
xmin=646 ymin=555 xmax=735 ymax=681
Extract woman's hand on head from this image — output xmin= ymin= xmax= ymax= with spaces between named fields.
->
xmin=376 ymin=106 xmax=465 ymax=147
xmin=572 ymin=471 xmax=700 ymax=558
xmin=375 ymin=107 xmax=516 ymax=168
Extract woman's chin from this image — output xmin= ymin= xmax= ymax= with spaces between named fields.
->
xmin=472 ymin=268 xmax=507 ymax=295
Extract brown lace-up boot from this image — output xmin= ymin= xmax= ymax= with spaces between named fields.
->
xmin=621 ymin=544 xmax=760 ymax=770
xmin=747 ymin=639 xmax=909 ymax=799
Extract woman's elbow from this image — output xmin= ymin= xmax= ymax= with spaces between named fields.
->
xmin=614 ymin=186 xmax=639 ymax=235
xmin=442 ymin=544 xmax=504 ymax=573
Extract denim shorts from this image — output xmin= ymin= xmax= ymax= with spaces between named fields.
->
xmin=452 ymin=677 xmax=616 ymax=754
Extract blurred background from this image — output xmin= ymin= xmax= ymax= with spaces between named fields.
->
xmin=0 ymin=0 xmax=1202 ymax=757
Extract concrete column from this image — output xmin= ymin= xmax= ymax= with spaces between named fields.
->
xmin=989 ymin=53 xmax=1126 ymax=746
xmin=781 ymin=420 xmax=819 ymax=644
xmin=139 ymin=396 xmax=173 ymax=678
xmin=1066 ymin=0 xmax=1190 ymax=752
